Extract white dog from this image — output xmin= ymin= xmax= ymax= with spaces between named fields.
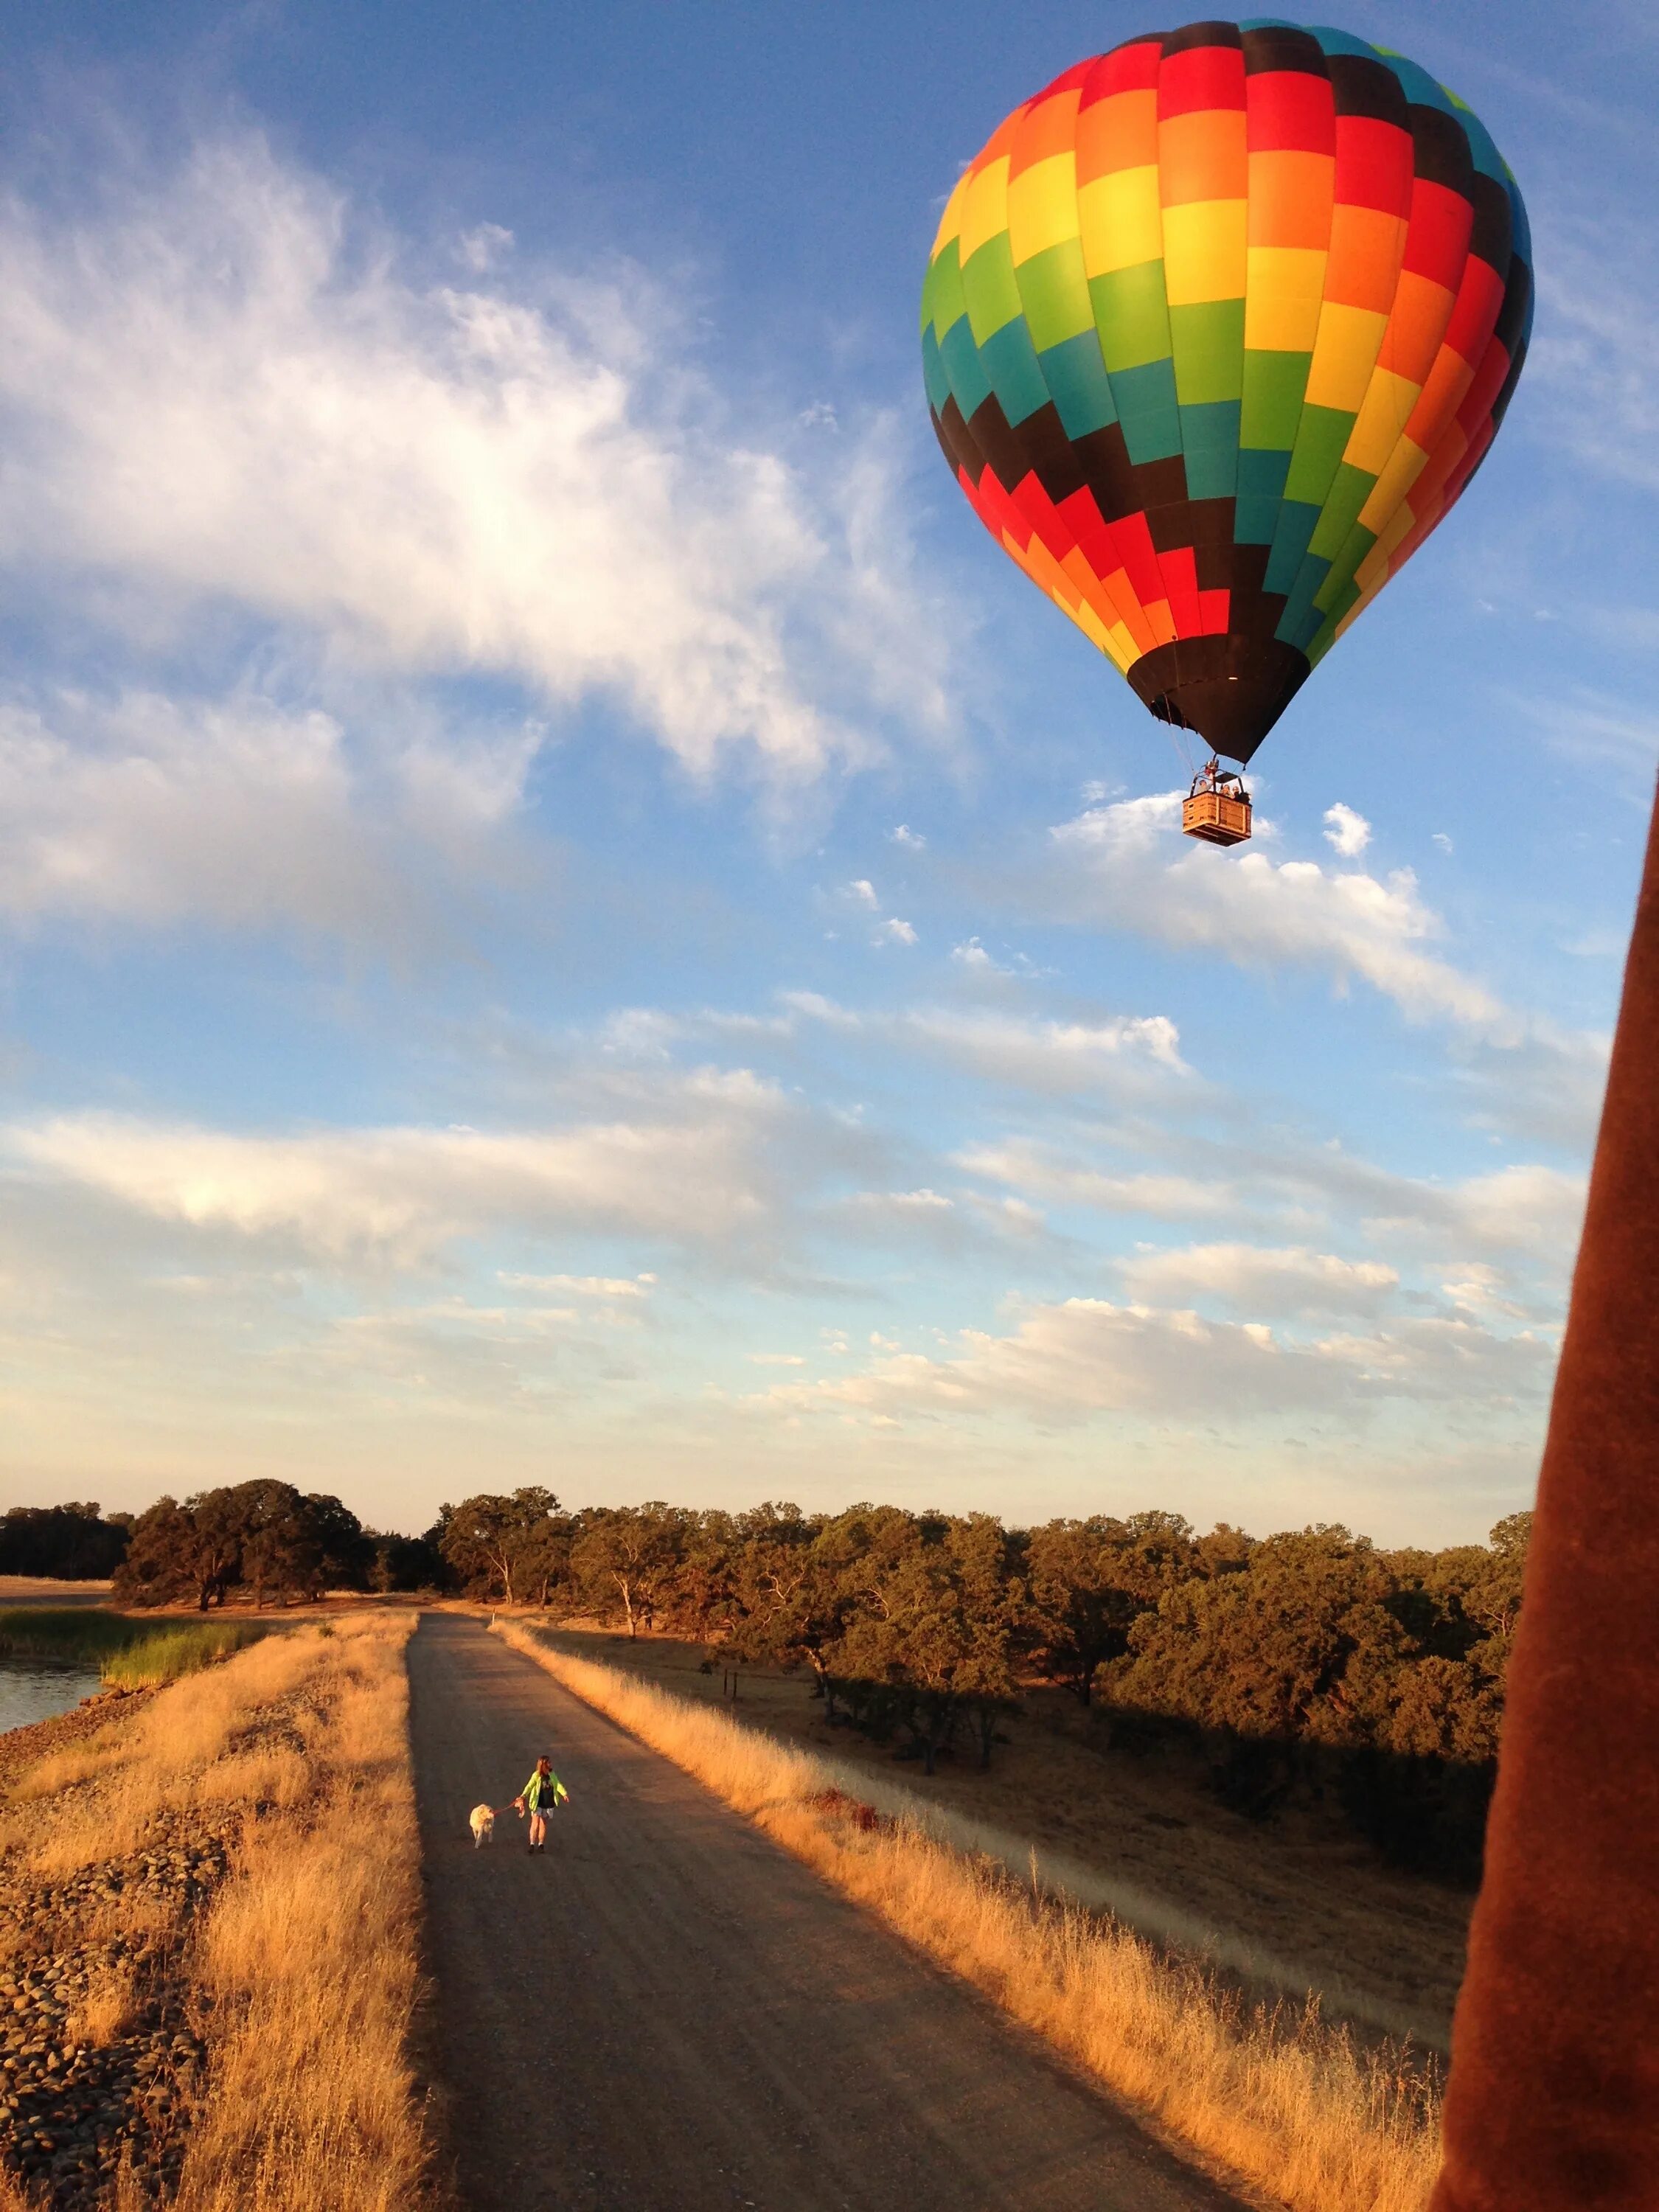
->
xmin=469 ymin=1804 xmax=496 ymax=1848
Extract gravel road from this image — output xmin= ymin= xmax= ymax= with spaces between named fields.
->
xmin=408 ymin=1615 xmax=1249 ymax=2212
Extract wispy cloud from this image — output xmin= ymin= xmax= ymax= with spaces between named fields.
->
xmin=0 ymin=688 xmax=539 ymax=940
xmin=1119 ymin=1242 xmax=1399 ymax=1318
xmin=1045 ymin=793 xmax=1505 ymax=1027
xmin=0 ymin=133 xmax=956 ymax=791
xmin=4 ymin=1074 xmax=796 ymax=1267
xmin=1030 ymin=793 xmax=1610 ymax=1144
xmin=1527 ymin=214 xmax=1659 ymax=493
xmin=745 ymin=1292 xmax=1552 ymax=1429
xmin=780 ymin=990 xmax=1189 ymax=1094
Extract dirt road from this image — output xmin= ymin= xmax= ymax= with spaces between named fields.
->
xmin=408 ymin=1616 xmax=1249 ymax=2212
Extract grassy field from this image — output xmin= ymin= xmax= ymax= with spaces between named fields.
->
xmin=524 ymin=1619 xmax=1471 ymax=2051
xmin=501 ymin=1621 xmax=1443 ymax=2212
xmin=0 ymin=1613 xmax=437 ymax=2211
xmin=0 ymin=1609 xmax=265 ymax=1691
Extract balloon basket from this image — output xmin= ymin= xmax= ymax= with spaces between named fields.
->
xmin=1182 ymin=771 xmax=1252 ymax=848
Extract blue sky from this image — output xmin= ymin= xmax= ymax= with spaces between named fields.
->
xmin=1 ymin=1 xmax=1655 ymax=1543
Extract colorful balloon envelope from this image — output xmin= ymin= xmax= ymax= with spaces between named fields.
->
xmin=920 ymin=20 xmax=1532 ymax=768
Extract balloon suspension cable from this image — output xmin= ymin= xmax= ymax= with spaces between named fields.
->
xmin=1154 ymin=671 xmax=1202 ymax=782
xmin=1164 ymin=720 xmax=1200 ymax=782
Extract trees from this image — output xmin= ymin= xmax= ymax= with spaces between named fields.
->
xmin=1023 ymin=1513 xmax=1197 ymax=1704
xmin=570 ymin=1504 xmax=687 ymax=1635
xmin=235 ymin=1481 xmax=367 ymax=1608
xmin=745 ymin=1508 xmax=1025 ymax=1773
xmin=0 ymin=1503 xmax=129 ymax=1580
xmin=436 ymin=1489 xmax=566 ymax=1606
xmin=111 ymin=1484 xmax=369 ymax=1609
xmin=366 ymin=1530 xmax=445 ymax=1593
xmin=115 ymin=1491 xmax=244 ymax=1610
xmin=1105 ymin=1525 xmax=1395 ymax=1745
xmin=726 ymin=1512 xmax=846 ymax=1695
xmin=1099 ymin=1520 xmax=1527 ymax=1867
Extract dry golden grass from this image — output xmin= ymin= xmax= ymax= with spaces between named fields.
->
xmin=13 ymin=1628 xmax=328 ymax=1877
xmin=191 ymin=1744 xmax=313 ymax=1814
xmin=68 ymin=1958 xmax=139 ymax=2047
xmin=499 ymin=1623 xmax=1442 ymax=2212
xmin=1 ymin=1613 xmax=439 ymax=2212
xmin=168 ymin=1615 xmax=434 ymax=2212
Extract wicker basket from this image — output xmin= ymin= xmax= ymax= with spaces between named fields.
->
xmin=1181 ymin=790 xmax=1252 ymax=847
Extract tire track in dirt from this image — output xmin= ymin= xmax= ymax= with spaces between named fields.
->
xmin=408 ymin=1615 xmax=1252 ymax=2212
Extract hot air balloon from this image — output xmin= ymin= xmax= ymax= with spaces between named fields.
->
xmin=920 ymin=21 xmax=1532 ymax=846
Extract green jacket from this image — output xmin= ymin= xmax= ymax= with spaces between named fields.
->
xmin=521 ymin=1767 xmax=566 ymax=1814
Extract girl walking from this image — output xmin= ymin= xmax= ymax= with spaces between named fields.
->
xmin=515 ymin=1756 xmax=568 ymax=1852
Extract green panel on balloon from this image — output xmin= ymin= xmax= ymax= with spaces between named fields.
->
xmin=922 ymin=242 xmax=966 ymax=347
xmin=921 ymin=330 xmax=951 ymax=418
xmin=1314 ymin=519 xmax=1380 ymax=611
xmin=1309 ymin=462 xmax=1377 ymax=560
xmin=1240 ymin=352 xmax=1312 ymax=453
xmin=1013 ymin=241 xmax=1094 ymax=355
xmin=1281 ymin=407 xmax=1355 ymax=507
xmin=939 ymin=319 xmax=992 ymax=421
xmin=1169 ymin=301 xmax=1245 ymax=407
xmin=1090 ymin=264 xmax=1173 ymax=375
xmin=961 ymin=235 xmax=1023 ymax=347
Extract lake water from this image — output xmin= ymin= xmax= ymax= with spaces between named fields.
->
xmin=0 ymin=1652 xmax=102 ymax=1733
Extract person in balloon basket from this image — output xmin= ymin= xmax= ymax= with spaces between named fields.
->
xmin=515 ymin=1755 xmax=569 ymax=1852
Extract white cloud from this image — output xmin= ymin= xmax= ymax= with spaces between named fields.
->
xmin=846 ymin=1187 xmax=953 ymax=1213
xmin=947 ymin=936 xmax=1040 ymax=978
xmin=457 ymin=223 xmax=514 ymax=274
xmin=0 ymin=133 xmax=953 ymax=785
xmin=1048 ymin=793 xmax=1503 ymax=1028
xmin=0 ymin=688 xmax=536 ymax=937
xmin=877 ymin=916 xmax=917 ymax=946
xmin=845 ymin=879 xmax=879 ymax=908
xmin=1121 ymin=1242 xmax=1399 ymax=1317
xmin=1374 ymin=1162 xmax=1587 ymax=1260
xmin=748 ymin=1293 xmax=1551 ymax=1428
xmin=748 ymin=1298 xmax=1317 ymax=1422
xmin=1322 ymin=803 xmax=1372 ymax=858
xmin=1038 ymin=791 xmax=1610 ymax=1141
xmin=1432 ymin=832 xmax=1454 ymax=855
xmin=890 ymin=824 xmax=926 ymax=849
xmin=956 ymin=1142 xmax=1226 ymax=1221
xmin=962 ymin=1135 xmax=1587 ymax=1271
xmin=782 ymin=992 xmax=1187 ymax=1094
xmin=496 ymin=1272 xmax=651 ymax=1298
xmin=4 ymin=1074 xmax=792 ymax=1266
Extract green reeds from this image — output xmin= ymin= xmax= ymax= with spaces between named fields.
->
xmin=0 ymin=1607 xmax=264 ymax=1688
xmin=102 ymin=1622 xmax=261 ymax=1687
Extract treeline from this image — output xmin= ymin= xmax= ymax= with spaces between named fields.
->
xmin=432 ymin=1489 xmax=1528 ymax=1881
xmin=0 ymin=1502 xmax=132 ymax=1581
xmin=13 ymin=1483 xmax=1528 ymax=1879
xmin=1 ymin=1485 xmax=437 ymax=1605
